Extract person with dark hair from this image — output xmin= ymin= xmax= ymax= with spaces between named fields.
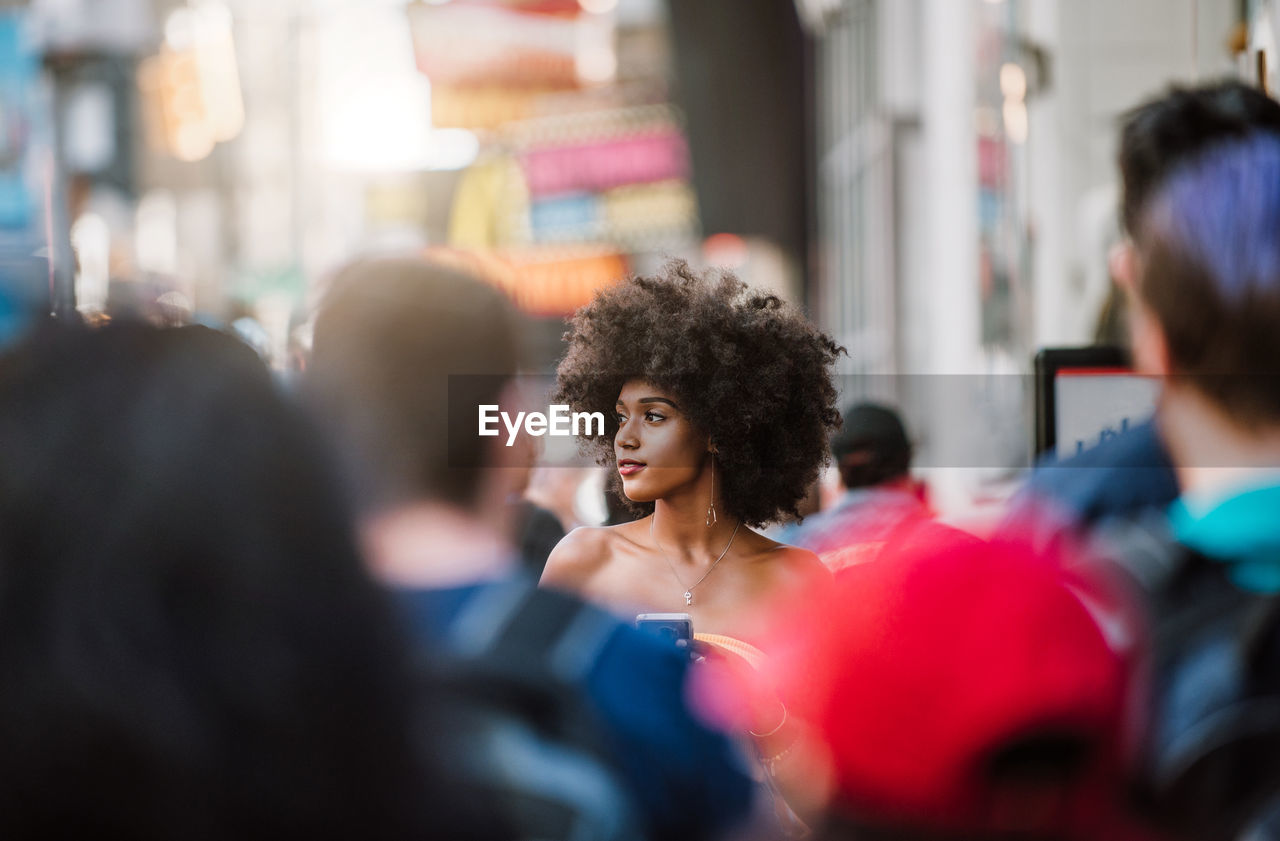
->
xmin=1116 ymin=81 xmax=1280 ymax=236
xmin=1014 ymin=80 xmax=1280 ymax=531
xmin=543 ymin=261 xmax=841 ymax=639
xmin=0 ymin=322 xmax=447 ymax=840
xmin=830 ymin=403 xmax=913 ymax=489
xmin=1103 ymin=133 xmax=1280 ymax=841
xmin=782 ymin=403 xmax=953 ymax=571
xmin=306 ymin=256 xmax=753 ymax=841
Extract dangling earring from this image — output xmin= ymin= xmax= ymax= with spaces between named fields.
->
xmin=706 ymin=457 xmax=718 ymax=527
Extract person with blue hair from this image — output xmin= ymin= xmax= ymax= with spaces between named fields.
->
xmin=1130 ymin=133 xmax=1280 ymax=555
xmin=1007 ymin=81 xmax=1280 ymax=538
xmin=1107 ymin=132 xmax=1280 ymax=841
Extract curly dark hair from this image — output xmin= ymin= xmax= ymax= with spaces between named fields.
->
xmin=555 ymin=260 xmax=844 ymax=527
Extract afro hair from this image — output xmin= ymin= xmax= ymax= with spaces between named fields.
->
xmin=555 ymin=260 xmax=844 ymax=527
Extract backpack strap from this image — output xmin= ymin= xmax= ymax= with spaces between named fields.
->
xmin=439 ymin=580 xmax=627 ymax=761
xmin=1100 ymin=518 xmax=1280 ymax=840
xmin=1088 ymin=508 xmax=1184 ymax=594
xmin=434 ymin=582 xmax=646 ymax=841
xmin=447 ymin=581 xmax=620 ymax=689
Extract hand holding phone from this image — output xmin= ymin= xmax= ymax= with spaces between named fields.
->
xmin=635 ymin=612 xmax=694 ymax=649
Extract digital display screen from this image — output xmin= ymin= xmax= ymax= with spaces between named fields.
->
xmin=1053 ymin=368 xmax=1159 ymax=459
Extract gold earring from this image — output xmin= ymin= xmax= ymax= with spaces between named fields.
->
xmin=706 ymin=458 xmax=718 ymax=527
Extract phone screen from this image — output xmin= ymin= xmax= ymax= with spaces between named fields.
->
xmin=635 ymin=612 xmax=694 ymax=647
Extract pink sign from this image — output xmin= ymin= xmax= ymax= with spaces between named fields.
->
xmin=522 ymin=131 xmax=690 ymax=197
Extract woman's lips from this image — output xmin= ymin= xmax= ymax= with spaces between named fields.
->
xmin=618 ymin=461 xmax=646 ymax=476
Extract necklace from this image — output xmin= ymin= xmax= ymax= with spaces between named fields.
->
xmin=650 ymin=517 xmax=742 ymax=606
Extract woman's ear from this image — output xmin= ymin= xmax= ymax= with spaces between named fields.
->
xmin=708 ymin=438 xmax=718 ymax=454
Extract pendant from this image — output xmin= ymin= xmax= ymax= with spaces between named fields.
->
xmin=684 ymin=591 xmax=693 ymax=606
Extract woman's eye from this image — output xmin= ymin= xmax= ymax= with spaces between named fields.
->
xmin=616 ymin=414 xmax=628 ymax=424
xmin=644 ymin=411 xmax=665 ymax=422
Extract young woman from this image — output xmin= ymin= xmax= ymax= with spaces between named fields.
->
xmin=541 ymin=261 xmax=843 ymax=642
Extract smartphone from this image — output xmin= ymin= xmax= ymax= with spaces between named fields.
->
xmin=635 ymin=612 xmax=694 ymax=648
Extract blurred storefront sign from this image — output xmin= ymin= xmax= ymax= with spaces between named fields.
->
xmin=407 ymin=0 xmax=588 ymax=89
xmin=448 ymin=102 xmax=697 ymax=252
xmin=521 ymin=128 xmax=688 ymax=195
xmin=498 ymin=247 xmax=628 ymax=314
xmin=406 ymin=0 xmax=616 ymax=130
xmin=427 ymin=244 xmax=627 ymax=316
xmin=526 ymin=179 xmax=695 ymax=247
xmin=430 ymin=84 xmax=558 ymax=131
xmin=436 ymin=1 xmax=702 ymax=318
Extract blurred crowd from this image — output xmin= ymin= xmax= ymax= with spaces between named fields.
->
xmin=2 ymin=77 xmax=1280 ymax=841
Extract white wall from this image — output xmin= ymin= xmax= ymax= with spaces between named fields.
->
xmin=874 ymin=0 xmax=1241 ymax=517
xmin=1030 ymin=0 xmax=1239 ymax=346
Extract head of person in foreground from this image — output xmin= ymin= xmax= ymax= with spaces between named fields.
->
xmin=757 ymin=535 xmax=1150 ymax=841
xmin=0 ymin=322 xmax=442 ymax=839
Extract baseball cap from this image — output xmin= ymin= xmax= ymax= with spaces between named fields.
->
xmin=765 ymin=536 xmax=1145 ymax=838
xmin=831 ymin=403 xmax=911 ymax=460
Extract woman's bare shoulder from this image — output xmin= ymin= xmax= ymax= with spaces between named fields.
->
xmin=746 ymin=530 xmax=832 ymax=583
xmin=539 ymin=521 xmax=644 ymax=589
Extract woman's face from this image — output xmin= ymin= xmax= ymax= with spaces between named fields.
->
xmin=614 ymin=379 xmax=710 ymax=503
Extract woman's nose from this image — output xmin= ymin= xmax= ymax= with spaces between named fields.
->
xmin=616 ymin=417 xmax=639 ymax=449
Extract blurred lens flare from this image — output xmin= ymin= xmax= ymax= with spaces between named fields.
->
xmin=1002 ymin=99 xmax=1028 ymax=144
xmin=999 ymin=62 xmax=1027 ymax=101
xmin=71 ymin=213 xmax=110 ymax=313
